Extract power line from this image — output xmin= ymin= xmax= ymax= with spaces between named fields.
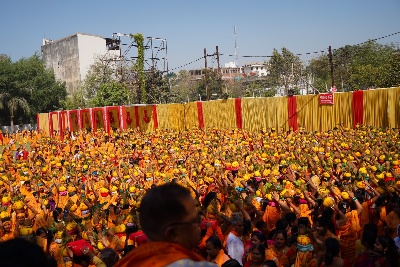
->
xmin=167 ymin=31 xmax=399 ymax=72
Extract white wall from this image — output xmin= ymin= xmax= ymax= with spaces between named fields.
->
xmin=77 ymin=34 xmax=108 ymax=81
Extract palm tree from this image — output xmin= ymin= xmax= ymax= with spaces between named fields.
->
xmin=0 ymin=92 xmax=30 ymax=133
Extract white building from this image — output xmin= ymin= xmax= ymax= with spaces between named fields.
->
xmin=41 ymin=33 xmax=120 ymax=94
xmin=242 ymin=62 xmax=268 ymax=77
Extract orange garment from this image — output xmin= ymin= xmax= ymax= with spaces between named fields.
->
xmin=293 ymin=251 xmax=317 ymax=267
xmin=312 ymin=229 xmax=339 ymax=255
xmin=49 ymin=242 xmax=72 ymax=267
xmin=385 ymin=210 xmax=400 ymax=239
xmin=270 ymin=246 xmax=289 ymax=267
xmin=115 ymin=241 xmax=206 ymax=267
xmin=298 ymin=204 xmax=313 ymax=226
xmin=199 ymin=226 xmax=224 ymax=249
xmin=338 ymin=210 xmax=361 ymax=266
xmin=263 ymin=205 xmax=281 ymax=232
xmin=359 ymin=201 xmax=371 ymax=236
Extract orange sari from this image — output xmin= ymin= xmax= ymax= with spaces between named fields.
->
xmin=294 ymin=251 xmax=317 ymax=267
xmin=385 ymin=210 xmax=400 ymax=239
xmin=115 ymin=241 xmax=206 ymax=267
xmin=263 ymin=205 xmax=281 ymax=232
xmin=338 ymin=210 xmax=361 ymax=267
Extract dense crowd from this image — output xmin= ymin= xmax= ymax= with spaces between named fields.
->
xmin=0 ymin=125 xmax=399 ymax=267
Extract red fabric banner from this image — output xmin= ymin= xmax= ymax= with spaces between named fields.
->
xmin=197 ymin=102 xmax=204 ymax=129
xmin=353 ymin=90 xmax=364 ymax=127
xmin=36 ymin=114 xmax=40 ymax=131
xmin=288 ymin=96 xmax=298 ymax=131
xmin=235 ymin=98 xmax=243 ymax=129
xmin=49 ymin=113 xmax=54 ymax=137
xmin=134 ymin=106 xmax=140 ymax=129
xmin=152 ymin=105 xmax=158 ymax=129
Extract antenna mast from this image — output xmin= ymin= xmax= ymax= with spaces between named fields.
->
xmin=234 ymin=26 xmax=238 ymax=68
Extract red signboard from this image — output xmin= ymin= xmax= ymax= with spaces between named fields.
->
xmin=319 ymin=93 xmax=334 ymax=105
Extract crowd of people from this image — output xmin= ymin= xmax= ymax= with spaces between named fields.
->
xmin=0 ymin=125 xmax=399 ymax=267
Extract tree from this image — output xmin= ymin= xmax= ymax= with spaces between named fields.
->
xmin=89 ymin=81 xmax=130 ymax=107
xmin=131 ymin=33 xmax=146 ymax=104
xmin=145 ymin=68 xmax=170 ymax=104
xmin=0 ymin=92 xmax=30 ymax=132
xmin=0 ymin=54 xmax=66 ymax=126
xmin=61 ymin=87 xmax=86 ymax=110
xmin=168 ymin=70 xmax=196 ymax=103
xmin=196 ymin=69 xmax=223 ymax=101
xmin=308 ymin=41 xmax=400 ymax=91
xmin=81 ymin=57 xmax=115 ymax=101
xmin=268 ymin=48 xmax=302 ymax=95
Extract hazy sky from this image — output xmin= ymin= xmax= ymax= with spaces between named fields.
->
xmin=1 ymin=0 xmax=399 ymax=72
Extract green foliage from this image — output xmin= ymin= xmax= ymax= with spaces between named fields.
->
xmin=88 ymin=81 xmax=130 ymax=107
xmin=309 ymin=41 xmax=400 ymax=91
xmin=168 ymin=70 xmax=195 ymax=103
xmin=61 ymin=88 xmax=86 ymax=110
xmin=145 ymin=68 xmax=170 ymax=104
xmin=268 ymin=47 xmax=302 ymax=95
xmin=81 ymin=57 xmax=115 ymax=100
xmin=0 ymin=54 xmax=66 ymax=126
xmin=263 ymin=88 xmax=276 ymax=97
xmin=131 ymin=33 xmax=146 ymax=103
xmin=196 ymin=69 xmax=223 ymax=100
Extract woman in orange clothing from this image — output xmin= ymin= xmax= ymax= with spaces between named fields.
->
xmin=337 ymin=190 xmax=363 ymax=267
xmin=244 ymin=244 xmax=266 ymax=267
xmin=271 ymin=230 xmax=291 ymax=267
xmin=246 ymin=231 xmax=280 ymax=267
xmin=385 ymin=198 xmax=400 ymax=239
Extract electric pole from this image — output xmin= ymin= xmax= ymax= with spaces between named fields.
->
xmin=328 ymin=46 xmax=334 ymax=89
xmin=204 ymin=48 xmax=209 ymax=101
xmin=216 ymin=46 xmax=222 ymax=95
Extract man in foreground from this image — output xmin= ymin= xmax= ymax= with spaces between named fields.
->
xmin=116 ymin=182 xmax=218 ymax=267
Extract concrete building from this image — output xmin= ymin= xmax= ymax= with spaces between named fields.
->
xmin=41 ymin=33 xmax=120 ymax=94
xmin=242 ymin=62 xmax=268 ymax=77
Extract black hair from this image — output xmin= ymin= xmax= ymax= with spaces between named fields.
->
xmin=324 ymin=237 xmax=340 ymax=266
xmin=251 ymin=231 xmax=267 ymax=245
xmin=99 ymin=248 xmax=119 ymax=267
xmin=53 ymin=208 xmax=63 ymax=223
xmin=255 ymin=220 xmax=267 ymax=232
xmin=376 ymin=235 xmax=399 ymax=267
xmin=361 ymin=224 xmax=377 ymax=249
xmin=274 ymin=230 xmax=288 ymax=241
xmin=139 ymin=183 xmax=192 ymax=240
xmin=285 ymin=212 xmax=297 ymax=226
xmin=252 ymin=244 xmax=266 ymax=261
xmin=262 ymin=260 xmax=278 ymax=267
xmin=297 ymin=217 xmax=310 ymax=228
xmin=206 ymin=235 xmax=223 ymax=250
xmin=0 ymin=238 xmax=50 ymax=267
xmin=203 ymin=191 xmax=217 ymax=209
xmin=275 ymin=219 xmax=289 ymax=231
xmin=320 ymin=211 xmax=336 ymax=234
xmin=221 ymin=259 xmax=242 ymax=267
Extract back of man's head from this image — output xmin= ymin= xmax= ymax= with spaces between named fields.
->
xmin=139 ymin=183 xmax=192 ymax=241
xmin=0 ymin=239 xmax=49 ymax=267
xmin=100 ymin=248 xmax=119 ymax=267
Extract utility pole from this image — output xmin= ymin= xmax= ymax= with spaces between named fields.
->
xmin=204 ymin=48 xmax=209 ymax=101
xmin=328 ymin=46 xmax=334 ymax=89
xmin=216 ymin=46 xmax=222 ymax=95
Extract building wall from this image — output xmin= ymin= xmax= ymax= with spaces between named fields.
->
xmin=242 ymin=64 xmax=268 ymax=77
xmin=77 ymin=34 xmax=108 ymax=82
xmin=41 ymin=33 xmax=115 ymax=95
xmin=41 ymin=34 xmax=81 ymax=94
